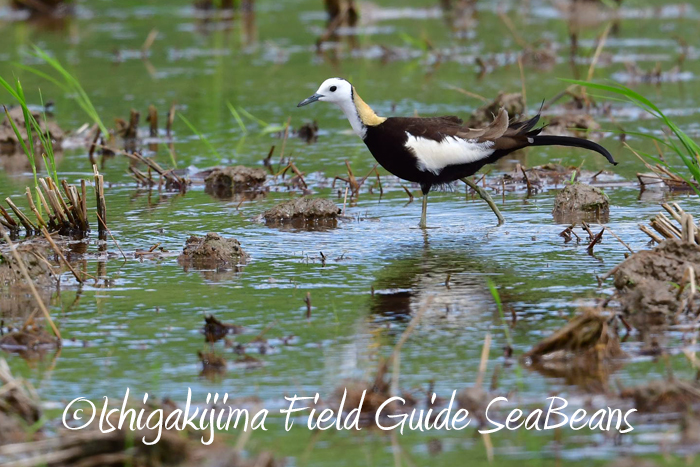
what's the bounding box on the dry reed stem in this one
[517,55,527,108]
[142,29,158,57]
[342,186,349,216]
[0,206,18,229]
[587,22,612,81]
[639,223,664,243]
[93,165,107,232]
[147,105,158,137]
[0,224,61,339]
[475,332,492,390]
[497,10,528,49]
[5,197,37,233]
[25,188,46,228]
[605,226,634,254]
[445,84,489,103]
[41,227,83,284]
[88,125,101,166]
[518,164,533,194]
[96,212,126,262]
[166,102,176,137]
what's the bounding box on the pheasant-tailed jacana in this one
[297,78,617,228]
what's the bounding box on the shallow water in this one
[1,0,700,465]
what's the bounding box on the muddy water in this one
[1,0,700,465]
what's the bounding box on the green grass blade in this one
[15,80,36,169]
[29,45,109,135]
[38,89,58,184]
[0,75,22,100]
[3,105,38,187]
[13,62,68,92]
[177,112,222,160]
[570,78,700,193]
[237,107,268,127]
[257,124,286,136]
[161,143,177,168]
[226,102,248,134]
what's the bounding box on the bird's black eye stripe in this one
[330,86,337,92]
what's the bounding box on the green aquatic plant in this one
[177,112,222,160]
[566,79,700,196]
[0,76,59,187]
[226,102,248,134]
[235,105,285,136]
[18,45,109,135]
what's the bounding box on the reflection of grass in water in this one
[19,45,109,136]
[569,79,700,196]
[0,75,59,189]
[487,278,524,389]
[487,278,512,348]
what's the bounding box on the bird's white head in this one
[297,77,385,139]
[297,77,353,107]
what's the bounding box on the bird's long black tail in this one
[530,135,617,165]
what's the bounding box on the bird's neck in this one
[337,87,386,139]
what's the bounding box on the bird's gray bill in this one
[297,93,323,107]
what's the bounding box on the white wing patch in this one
[404,133,495,175]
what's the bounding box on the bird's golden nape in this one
[351,87,386,127]
[297,78,617,229]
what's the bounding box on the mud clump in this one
[178,233,248,269]
[335,361,412,427]
[525,309,622,361]
[613,239,700,319]
[262,198,340,229]
[296,120,319,143]
[11,0,71,15]
[620,379,700,413]
[0,106,64,154]
[524,309,624,392]
[552,182,609,223]
[198,350,227,377]
[203,315,243,342]
[204,166,267,199]
[467,92,525,127]
[0,321,60,359]
[1,247,56,318]
[0,358,42,446]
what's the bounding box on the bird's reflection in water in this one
[368,243,496,331]
[322,243,501,387]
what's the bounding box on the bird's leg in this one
[461,177,504,226]
[419,192,428,229]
